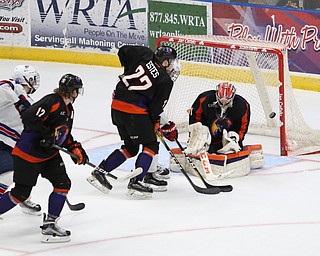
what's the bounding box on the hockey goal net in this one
[156,35,320,156]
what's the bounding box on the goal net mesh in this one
[157,35,320,156]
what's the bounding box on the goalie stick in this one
[199,151,235,181]
[156,131,220,195]
[174,139,233,193]
[53,145,141,182]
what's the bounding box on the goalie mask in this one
[154,45,180,82]
[216,82,236,108]
[13,65,40,94]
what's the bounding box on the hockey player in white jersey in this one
[0,65,41,215]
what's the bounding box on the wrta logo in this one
[0,0,25,10]
[0,22,22,33]
[37,0,145,29]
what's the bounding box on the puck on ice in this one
[269,112,276,118]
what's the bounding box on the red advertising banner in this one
[212,2,320,74]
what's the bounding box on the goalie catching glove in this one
[66,141,89,165]
[217,129,241,154]
[160,121,178,141]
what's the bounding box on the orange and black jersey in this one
[12,93,75,163]
[189,90,250,153]
[111,45,173,122]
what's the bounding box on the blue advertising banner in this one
[30,0,148,52]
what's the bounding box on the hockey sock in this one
[135,152,153,180]
[0,192,18,214]
[102,149,127,172]
[48,189,67,218]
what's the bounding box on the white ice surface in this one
[0,60,319,256]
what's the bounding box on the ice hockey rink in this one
[1,59,320,256]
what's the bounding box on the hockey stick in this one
[199,151,217,180]
[198,151,235,181]
[53,145,141,181]
[174,138,233,193]
[66,198,85,211]
[156,132,220,194]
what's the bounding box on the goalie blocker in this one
[169,144,264,180]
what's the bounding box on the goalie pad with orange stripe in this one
[169,144,264,180]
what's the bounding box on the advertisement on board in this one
[148,0,210,50]
[211,2,320,74]
[0,0,29,47]
[30,0,148,52]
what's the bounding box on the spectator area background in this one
[0,0,319,90]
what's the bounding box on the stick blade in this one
[114,168,143,182]
[69,202,85,211]
[194,186,221,195]
[219,185,233,192]
[66,199,85,211]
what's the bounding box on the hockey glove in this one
[161,121,178,141]
[39,128,55,148]
[14,95,31,114]
[67,142,89,165]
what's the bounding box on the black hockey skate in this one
[144,173,168,192]
[153,164,171,180]
[127,177,153,199]
[86,168,113,194]
[40,213,71,243]
[19,198,42,216]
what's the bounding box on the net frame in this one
[156,35,320,156]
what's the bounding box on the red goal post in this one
[156,35,320,156]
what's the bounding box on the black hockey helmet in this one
[154,46,180,82]
[154,45,177,64]
[59,74,84,95]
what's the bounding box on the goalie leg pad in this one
[185,122,211,155]
[224,156,250,178]
[168,148,199,177]
[191,150,251,180]
[186,158,204,177]
[169,148,186,173]
[245,145,265,169]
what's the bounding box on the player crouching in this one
[170,82,264,180]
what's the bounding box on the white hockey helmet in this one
[13,65,40,94]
